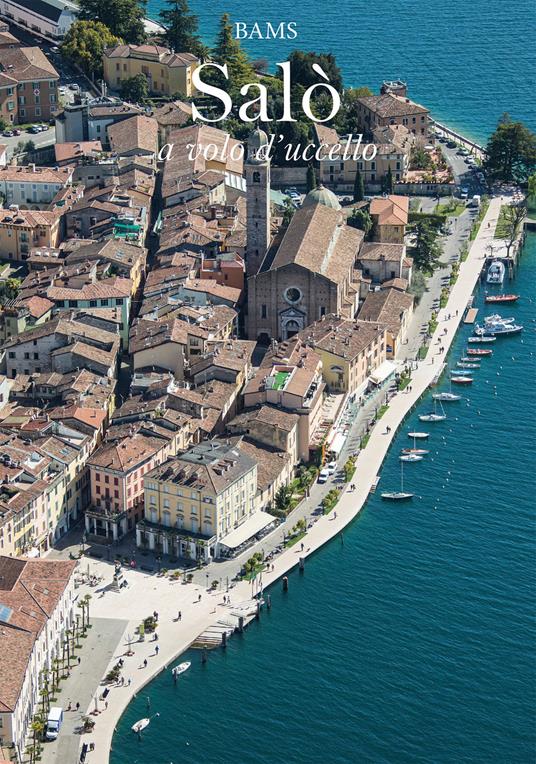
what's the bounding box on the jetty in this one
[464,308,478,324]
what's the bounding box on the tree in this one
[159,0,201,55]
[281,50,343,94]
[385,166,394,194]
[61,20,121,78]
[353,168,364,202]
[211,13,255,93]
[501,202,526,256]
[0,117,7,131]
[306,164,316,192]
[409,145,433,171]
[484,114,536,184]
[78,0,146,43]
[275,484,292,513]
[335,86,373,134]
[348,208,372,236]
[120,73,149,102]
[410,219,443,274]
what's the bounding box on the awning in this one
[369,360,398,385]
[219,511,276,550]
[328,432,346,455]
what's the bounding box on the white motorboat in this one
[456,362,480,369]
[408,431,429,439]
[487,260,505,284]
[479,316,523,336]
[132,718,150,733]
[467,335,496,343]
[172,661,191,677]
[433,391,462,401]
[381,461,414,501]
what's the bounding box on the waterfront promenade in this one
[76,198,502,764]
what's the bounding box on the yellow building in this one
[103,44,199,98]
[298,314,387,396]
[0,207,61,261]
[138,439,261,562]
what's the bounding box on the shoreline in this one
[85,196,504,764]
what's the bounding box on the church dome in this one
[247,128,269,162]
[302,184,341,210]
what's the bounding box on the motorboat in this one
[480,316,523,336]
[451,368,473,374]
[456,361,480,369]
[400,453,424,462]
[172,661,191,677]
[433,391,462,401]
[466,348,493,356]
[485,293,519,303]
[381,461,414,501]
[408,432,429,439]
[487,260,505,284]
[132,718,150,733]
[460,356,481,363]
[467,335,496,343]
[401,448,429,455]
[451,376,473,384]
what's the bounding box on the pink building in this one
[85,433,168,542]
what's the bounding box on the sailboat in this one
[407,431,429,439]
[381,461,414,501]
[400,452,424,462]
[419,399,447,422]
[433,378,462,401]
[401,435,430,455]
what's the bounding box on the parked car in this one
[68,83,80,91]
[446,140,457,148]
[317,468,330,484]
[2,130,14,137]
[13,128,21,136]
[28,125,41,134]
[326,461,337,475]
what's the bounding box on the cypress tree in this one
[306,164,317,192]
[159,0,201,55]
[211,13,255,92]
[353,168,364,202]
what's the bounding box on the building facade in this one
[0,45,59,124]
[103,44,199,98]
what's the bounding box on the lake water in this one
[147,0,536,143]
[112,234,536,763]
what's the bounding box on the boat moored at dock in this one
[466,348,493,356]
[487,260,506,284]
[485,293,519,303]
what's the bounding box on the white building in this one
[0,165,73,207]
[0,556,77,757]
[0,0,78,40]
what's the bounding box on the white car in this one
[326,461,337,475]
[317,468,330,484]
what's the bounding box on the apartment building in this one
[0,206,61,260]
[103,44,199,98]
[356,92,430,140]
[0,44,59,124]
[0,165,73,207]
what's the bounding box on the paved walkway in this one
[75,196,502,764]
[40,618,127,764]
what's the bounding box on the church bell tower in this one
[245,128,271,277]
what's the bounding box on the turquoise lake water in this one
[147,0,536,143]
[112,235,536,763]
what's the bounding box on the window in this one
[35,107,41,116]
[7,101,14,111]
[89,299,97,307]
[116,298,123,305]
[261,304,267,319]
[8,352,15,359]
[33,353,39,360]
[24,352,30,359]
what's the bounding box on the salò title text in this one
[192,61,340,124]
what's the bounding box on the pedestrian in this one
[143,658,147,668]
[76,702,80,712]
[333,511,337,519]
[300,542,304,552]
[127,678,132,686]
[105,701,108,710]
[67,701,72,711]
[77,656,81,665]
[178,611,182,621]
[155,645,159,655]
[456,310,459,317]
[198,593,202,602]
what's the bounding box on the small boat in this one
[479,316,523,336]
[467,335,496,343]
[172,661,191,677]
[451,369,473,375]
[381,461,414,501]
[401,448,429,455]
[456,361,480,369]
[451,376,473,384]
[433,391,462,401]
[487,260,505,284]
[400,453,424,462]
[408,431,429,439]
[485,294,519,303]
[460,356,480,363]
[467,348,493,356]
[132,718,150,733]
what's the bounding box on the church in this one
[246,159,364,343]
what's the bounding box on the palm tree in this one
[30,717,44,760]
[83,594,92,629]
[78,599,86,632]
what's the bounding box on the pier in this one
[464,308,478,324]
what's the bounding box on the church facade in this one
[247,191,364,343]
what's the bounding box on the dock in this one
[369,476,380,494]
[192,598,262,649]
[464,308,478,324]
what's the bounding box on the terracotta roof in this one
[108,115,159,156]
[182,279,241,304]
[369,195,409,226]
[238,438,291,494]
[0,46,58,83]
[47,277,132,301]
[0,166,72,184]
[54,141,102,163]
[270,204,363,283]
[359,242,406,261]
[230,404,299,433]
[358,288,414,332]
[104,43,198,69]
[24,295,55,319]
[0,208,60,227]
[298,314,386,361]
[152,100,192,127]
[88,433,165,472]
[358,93,429,118]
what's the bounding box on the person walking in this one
[76,702,80,712]
[143,658,147,668]
[178,611,182,621]
[155,645,159,656]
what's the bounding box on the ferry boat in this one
[487,260,505,284]
[467,348,493,356]
[485,293,519,303]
